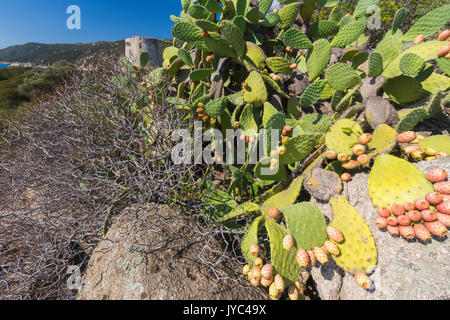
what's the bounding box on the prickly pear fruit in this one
[342,160,359,170]
[323,240,340,256]
[355,272,371,290]
[438,45,450,58]
[436,201,450,215]
[283,234,295,251]
[313,247,329,264]
[278,145,286,155]
[391,204,405,216]
[250,276,260,287]
[290,63,298,70]
[387,216,399,226]
[377,207,391,218]
[403,202,415,212]
[405,145,421,155]
[307,249,317,266]
[249,243,260,257]
[274,274,285,291]
[341,173,351,182]
[283,125,292,133]
[425,192,443,205]
[414,224,431,241]
[438,30,450,41]
[326,150,338,160]
[358,133,372,145]
[421,210,437,222]
[357,155,371,166]
[282,136,289,145]
[425,221,448,237]
[397,215,411,226]
[387,225,400,236]
[413,34,424,45]
[326,226,344,243]
[352,144,366,156]
[261,276,274,287]
[269,282,279,298]
[414,199,430,211]
[288,284,299,301]
[444,195,450,202]
[337,153,349,162]
[243,265,251,276]
[251,266,262,279]
[261,264,274,280]
[436,212,450,227]
[255,257,263,268]
[399,226,415,240]
[376,217,388,229]
[407,210,422,222]
[426,169,448,183]
[205,55,214,63]
[397,131,416,143]
[268,207,281,220]
[434,182,450,195]
[296,248,310,268]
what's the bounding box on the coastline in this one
[0,61,48,69]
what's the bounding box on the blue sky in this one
[0,0,184,49]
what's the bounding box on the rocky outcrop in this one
[77,204,266,300]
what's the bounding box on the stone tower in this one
[125,36,163,68]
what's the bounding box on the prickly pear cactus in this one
[367,124,397,157]
[242,216,264,266]
[419,135,450,155]
[261,176,304,218]
[368,154,434,209]
[325,119,363,156]
[279,133,321,165]
[283,202,328,250]
[243,71,267,107]
[329,196,378,274]
[395,107,428,133]
[402,5,450,42]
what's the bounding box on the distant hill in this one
[0,39,172,67]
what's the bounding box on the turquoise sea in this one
[0,63,10,69]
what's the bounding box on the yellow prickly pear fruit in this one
[249,243,260,257]
[261,264,274,280]
[337,153,348,162]
[274,274,285,291]
[261,276,273,287]
[313,247,329,264]
[323,240,340,256]
[243,265,251,276]
[355,272,371,290]
[254,257,264,268]
[352,144,366,156]
[278,145,286,155]
[269,282,280,299]
[326,150,338,160]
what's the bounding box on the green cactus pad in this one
[241,216,265,266]
[187,4,210,19]
[391,8,405,33]
[204,33,237,58]
[374,29,403,68]
[261,74,290,99]
[329,196,378,274]
[330,21,366,48]
[177,48,194,68]
[221,21,245,57]
[399,53,425,77]
[259,0,274,15]
[234,0,250,16]
[240,104,259,135]
[245,42,266,70]
[181,0,191,12]
[307,39,331,81]
[190,68,215,81]
[419,135,450,155]
[320,83,336,100]
[325,119,363,155]
[351,52,369,69]
[300,80,327,107]
[283,203,327,250]
[319,0,340,7]
[437,57,450,76]
[367,124,397,157]
[298,114,332,133]
[353,0,380,18]
[403,5,450,42]
[383,75,424,105]
[425,90,443,119]
[279,133,321,165]
[262,102,279,128]
[287,96,302,120]
[368,52,384,77]
[243,71,267,107]
[326,63,362,91]
[278,2,300,29]
[205,0,224,13]
[329,6,344,23]
[266,57,292,75]
[261,176,304,218]
[310,20,339,40]
[368,154,434,210]
[216,202,261,223]
[339,15,355,27]
[261,12,281,27]
[195,19,220,32]
[395,108,428,132]
[205,97,229,117]
[264,112,285,156]
[421,72,450,94]
[265,220,302,285]
[300,0,316,25]
[283,28,313,50]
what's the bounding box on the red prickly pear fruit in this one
[285,46,293,53]
[403,202,415,212]
[399,225,415,240]
[205,55,214,63]
[426,169,448,183]
[326,226,344,243]
[407,210,422,222]
[326,150,338,160]
[341,173,351,182]
[425,192,444,205]
[268,207,281,220]
[249,243,260,257]
[442,195,450,202]
[307,250,317,267]
[358,133,372,145]
[387,225,400,236]
[397,215,411,227]
[355,272,371,290]
[391,204,405,216]
[387,216,399,226]
[290,63,298,70]
[436,212,450,227]
[352,144,366,156]
[261,264,274,280]
[201,30,209,38]
[313,247,329,265]
[414,224,432,241]
[425,221,448,237]
[414,199,430,211]
[438,45,450,58]
[434,181,450,195]
[413,34,424,45]
[242,82,248,89]
[436,201,450,215]
[405,145,421,155]
[420,210,437,222]
[377,207,391,218]
[282,234,295,251]
[397,131,416,143]
[376,217,388,229]
[283,125,292,133]
[437,29,450,41]
[296,248,310,267]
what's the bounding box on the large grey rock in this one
[365,96,400,130]
[311,157,450,300]
[78,204,266,300]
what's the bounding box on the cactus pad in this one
[367,124,397,157]
[297,114,332,133]
[330,21,366,48]
[239,104,259,135]
[172,22,204,42]
[190,68,215,81]
[419,135,450,155]
[368,52,383,77]
[395,108,428,133]
[391,8,405,33]
[241,216,265,266]
[204,33,237,58]
[243,71,267,107]
[325,119,363,155]
[221,21,245,57]
[353,0,380,18]
[403,5,450,42]
[368,154,434,210]
[254,158,288,182]
[266,57,292,75]
[265,219,302,285]
[383,75,423,105]
[259,0,274,15]
[195,19,221,32]
[261,176,304,217]
[326,63,362,91]
[307,39,331,81]
[399,53,425,77]
[300,80,327,107]
[421,72,450,94]
[283,28,313,49]
[425,90,443,119]
[283,202,327,250]
[437,57,450,76]
[278,2,300,29]
[310,20,339,40]
[279,133,321,165]
[205,97,229,117]
[374,29,403,68]
[216,202,260,223]
[245,42,266,70]
[329,196,378,274]
[178,48,194,68]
